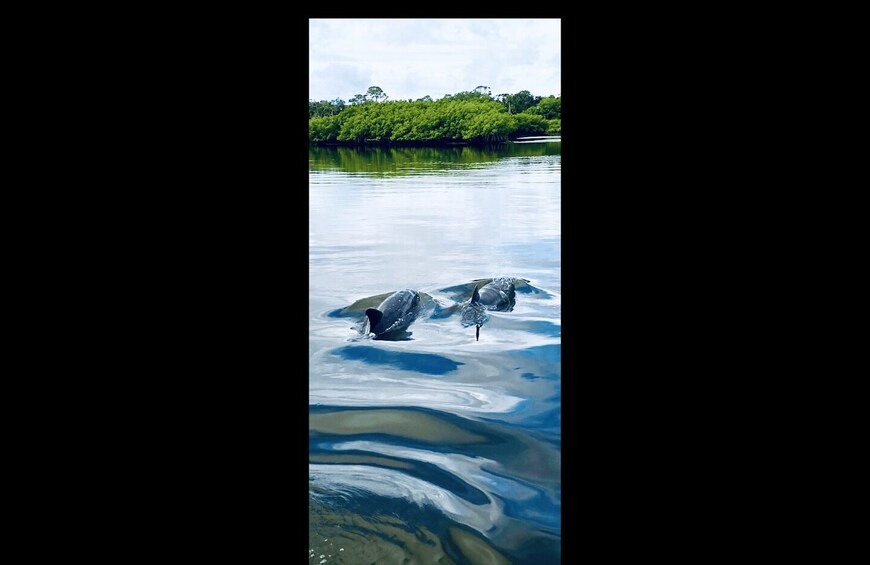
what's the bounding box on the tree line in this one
[309,86,560,145]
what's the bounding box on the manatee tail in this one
[364,308,383,333]
[471,285,480,304]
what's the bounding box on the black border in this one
[69,11,307,560]
[63,9,799,561]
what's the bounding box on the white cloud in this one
[309,18,560,102]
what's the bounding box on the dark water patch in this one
[480,470,561,531]
[332,345,463,374]
[512,343,561,362]
[478,407,561,444]
[517,406,561,431]
[519,370,559,381]
[412,467,489,506]
[515,320,561,337]
[506,532,562,564]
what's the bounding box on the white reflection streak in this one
[333,440,540,502]
[309,376,524,414]
[309,463,504,537]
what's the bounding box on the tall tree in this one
[366,86,388,103]
[511,90,537,113]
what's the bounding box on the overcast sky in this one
[309,19,560,103]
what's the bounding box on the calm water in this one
[309,143,561,564]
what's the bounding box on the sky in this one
[309,19,560,103]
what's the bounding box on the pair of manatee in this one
[336,277,528,341]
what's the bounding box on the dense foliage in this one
[309,87,560,145]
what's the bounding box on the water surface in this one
[310,142,561,564]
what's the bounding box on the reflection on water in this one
[310,142,560,563]
[309,142,562,176]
